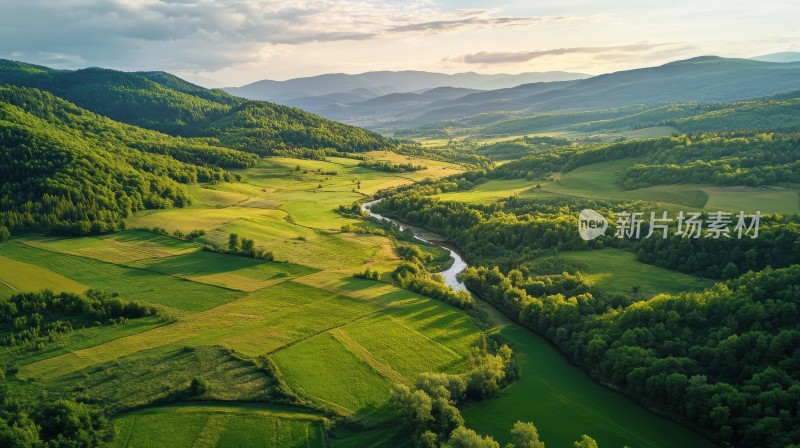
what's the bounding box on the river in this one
[361,199,468,291]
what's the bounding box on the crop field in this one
[22,230,198,264]
[0,253,88,298]
[112,404,326,448]
[546,248,714,297]
[0,241,242,312]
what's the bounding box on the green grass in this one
[0,241,242,312]
[704,186,800,214]
[272,331,394,417]
[462,325,715,448]
[52,345,276,412]
[18,281,385,380]
[553,248,714,297]
[23,230,198,264]
[436,158,797,214]
[128,250,317,292]
[2,317,164,367]
[112,403,326,448]
[0,253,88,297]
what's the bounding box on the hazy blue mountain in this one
[750,51,800,63]
[224,70,588,102]
[403,56,800,130]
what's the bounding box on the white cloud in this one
[0,0,554,71]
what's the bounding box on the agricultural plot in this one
[22,230,198,264]
[0,242,242,313]
[0,253,88,298]
[112,404,326,448]
[128,250,317,292]
[18,281,383,380]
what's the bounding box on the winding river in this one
[361,199,467,291]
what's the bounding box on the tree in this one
[36,399,106,447]
[507,421,545,448]
[228,233,241,251]
[446,426,500,448]
[241,238,256,256]
[573,435,598,448]
[189,377,208,395]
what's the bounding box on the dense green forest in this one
[0,87,236,236]
[461,265,800,447]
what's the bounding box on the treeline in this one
[391,339,600,447]
[461,265,800,447]
[357,160,426,172]
[392,143,492,168]
[0,59,396,155]
[476,135,574,161]
[566,93,800,134]
[636,214,800,278]
[0,290,158,350]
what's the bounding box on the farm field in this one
[112,403,327,448]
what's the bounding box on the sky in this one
[0,0,797,87]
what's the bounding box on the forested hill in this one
[0,85,236,237]
[0,59,398,239]
[0,59,396,155]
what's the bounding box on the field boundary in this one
[330,328,410,386]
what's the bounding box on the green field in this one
[550,248,714,297]
[0,253,88,298]
[462,325,715,448]
[0,241,242,313]
[436,158,800,215]
[112,403,327,448]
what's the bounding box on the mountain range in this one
[224,57,800,135]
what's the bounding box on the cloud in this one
[455,43,676,64]
[0,0,551,71]
[389,16,551,34]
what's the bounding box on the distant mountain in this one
[224,70,589,103]
[397,56,800,134]
[750,51,800,63]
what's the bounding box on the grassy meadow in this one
[437,158,800,214]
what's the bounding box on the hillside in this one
[0,60,399,238]
[0,59,396,154]
[0,86,235,236]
